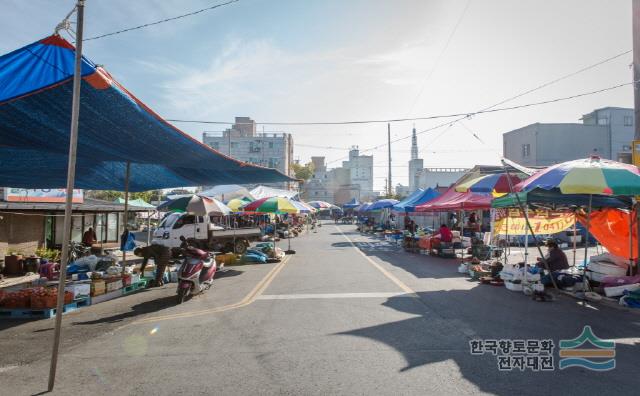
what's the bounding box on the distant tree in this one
[85,190,160,203]
[292,161,315,181]
[85,190,122,201]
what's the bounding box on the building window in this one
[625,116,633,126]
[210,142,219,150]
[268,142,274,149]
[230,142,239,149]
[597,117,609,125]
[522,144,531,158]
[269,158,279,168]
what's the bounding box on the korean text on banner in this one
[494,208,575,235]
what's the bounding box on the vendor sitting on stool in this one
[438,224,453,243]
[82,227,96,247]
[134,244,171,287]
[537,240,570,285]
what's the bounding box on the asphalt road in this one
[1,223,640,395]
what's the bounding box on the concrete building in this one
[503,107,634,166]
[395,184,411,198]
[416,168,469,190]
[202,117,294,187]
[303,152,374,205]
[342,147,374,200]
[305,156,334,202]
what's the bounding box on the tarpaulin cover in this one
[0,36,294,191]
[415,186,491,212]
[576,208,637,260]
[393,188,441,213]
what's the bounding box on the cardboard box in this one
[106,280,123,293]
[65,283,91,299]
[91,280,106,297]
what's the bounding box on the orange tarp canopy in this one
[576,208,637,260]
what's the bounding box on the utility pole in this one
[634,0,640,139]
[387,123,392,197]
[48,0,84,391]
[634,1,640,275]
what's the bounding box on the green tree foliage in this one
[292,161,315,181]
[85,190,160,203]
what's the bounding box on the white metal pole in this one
[121,161,130,274]
[523,206,529,284]
[573,213,578,267]
[48,1,84,391]
[147,210,152,245]
[584,195,593,293]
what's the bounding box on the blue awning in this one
[0,36,295,191]
[393,188,441,212]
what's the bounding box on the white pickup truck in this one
[152,212,262,255]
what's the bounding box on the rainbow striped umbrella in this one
[455,173,521,194]
[242,196,300,214]
[517,156,640,196]
[226,197,253,212]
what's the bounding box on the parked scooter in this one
[176,236,217,304]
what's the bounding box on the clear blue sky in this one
[0,0,634,191]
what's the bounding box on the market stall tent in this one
[415,186,492,212]
[0,35,295,191]
[394,188,441,213]
[342,198,360,209]
[199,185,254,202]
[250,185,298,200]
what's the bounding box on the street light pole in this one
[634,0,640,140]
[48,0,84,391]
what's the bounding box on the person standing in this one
[134,244,172,287]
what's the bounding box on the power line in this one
[170,76,632,128]
[83,0,240,41]
[324,79,635,165]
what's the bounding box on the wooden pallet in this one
[0,301,82,319]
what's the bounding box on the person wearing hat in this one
[537,240,569,272]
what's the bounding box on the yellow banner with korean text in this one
[494,208,575,235]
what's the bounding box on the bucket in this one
[4,255,23,275]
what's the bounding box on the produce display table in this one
[0,273,40,290]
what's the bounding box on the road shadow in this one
[336,288,640,395]
[0,318,34,331]
[72,294,177,325]
[215,269,244,279]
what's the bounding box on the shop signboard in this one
[494,208,574,235]
[633,140,640,167]
[4,188,84,203]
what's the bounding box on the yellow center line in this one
[335,226,416,295]
[130,255,291,325]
